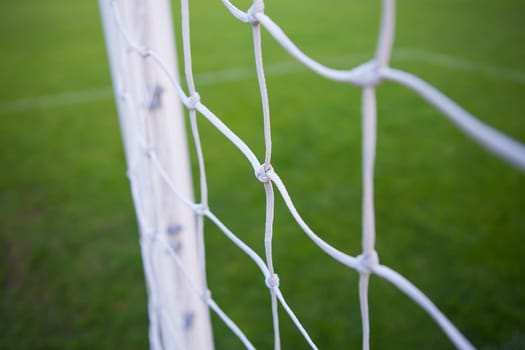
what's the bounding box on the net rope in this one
[104,0,525,349]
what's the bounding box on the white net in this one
[99,0,525,349]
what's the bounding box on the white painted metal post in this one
[99,1,214,349]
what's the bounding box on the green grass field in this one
[1,0,524,349]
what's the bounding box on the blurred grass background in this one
[1,0,524,349]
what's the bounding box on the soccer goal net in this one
[99,0,525,349]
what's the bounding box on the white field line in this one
[1,48,524,115]
[394,48,525,85]
[0,87,114,114]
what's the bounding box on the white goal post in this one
[99,1,213,349]
[99,0,525,349]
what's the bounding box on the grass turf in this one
[1,0,524,349]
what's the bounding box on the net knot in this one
[265,273,280,289]
[185,92,201,110]
[192,203,208,216]
[246,0,265,25]
[255,164,273,183]
[353,60,383,87]
[136,46,150,58]
[357,250,379,274]
[144,147,155,159]
[201,289,212,303]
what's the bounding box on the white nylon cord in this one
[359,274,371,350]
[361,87,378,260]
[375,0,395,68]
[269,170,362,271]
[263,181,280,350]
[374,265,476,350]
[275,289,319,350]
[180,0,211,296]
[250,2,281,348]
[358,3,395,348]
[382,67,525,171]
[359,87,379,350]
[256,13,368,85]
